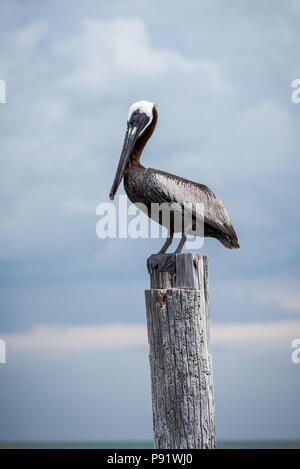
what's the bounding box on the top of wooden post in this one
[149,253,208,290]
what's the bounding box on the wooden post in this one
[145,253,216,449]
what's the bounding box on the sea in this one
[0,441,299,449]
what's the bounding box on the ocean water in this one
[0,441,300,449]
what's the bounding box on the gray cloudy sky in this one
[0,0,300,442]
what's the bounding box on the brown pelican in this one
[109,100,239,272]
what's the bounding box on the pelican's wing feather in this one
[147,168,239,248]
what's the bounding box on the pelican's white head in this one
[109,100,157,200]
[127,100,155,136]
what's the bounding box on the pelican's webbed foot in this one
[147,253,176,274]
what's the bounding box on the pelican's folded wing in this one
[147,168,239,248]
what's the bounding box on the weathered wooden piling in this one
[145,253,216,449]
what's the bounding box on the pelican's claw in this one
[147,253,176,274]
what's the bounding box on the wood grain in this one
[145,253,216,449]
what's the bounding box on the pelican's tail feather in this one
[218,233,240,249]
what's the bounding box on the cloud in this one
[0,12,298,273]
[0,4,299,333]
[216,278,300,316]
[3,323,148,350]
[53,18,229,97]
[3,320,300,352]
[0,16,230,267]
[212,320,300,344]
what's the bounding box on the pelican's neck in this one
[129,106,158,168]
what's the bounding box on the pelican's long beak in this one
[109,113,148,200]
